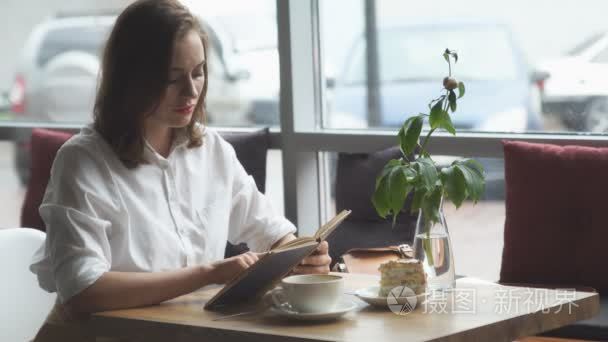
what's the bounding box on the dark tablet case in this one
[204,242,319,311]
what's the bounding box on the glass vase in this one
[412,197,455,291]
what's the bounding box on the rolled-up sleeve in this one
[225,146,296,252]
[30,144,119,303]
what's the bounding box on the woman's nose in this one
[182,77,199,97]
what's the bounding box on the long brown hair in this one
[94,0,208,168]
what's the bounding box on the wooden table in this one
[91,273,599,342]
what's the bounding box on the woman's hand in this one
[291,241,332,275]
[208,251,263,284]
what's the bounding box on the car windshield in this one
[565,32,604,56]
[37,23,111,67]
[342,26,521,85]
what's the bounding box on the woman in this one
[30,0,331,340]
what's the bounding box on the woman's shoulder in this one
[187,125,236,170]
[197,125,234,153]
[54,124,113,169]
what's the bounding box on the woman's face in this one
[147,29,205,130]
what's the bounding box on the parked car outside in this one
[0,91,10,114]
[329,20,543,132]
[8,11,263,184]
[209,13,281,126]
[328,20,545,200]
[537,32,608,132]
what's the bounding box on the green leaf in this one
[372,160,418,222]
[461,158,485,177]
[372,175,391,218]
[440,166,467,208]
[429,99,443,118]
[428,95,446,110]
[457,81,466,99]
[411,188,426,214]
[421,186,442,224]
[372,160,403,218]
[403,167,417,182]
[454,161,485,203]
[448,90,457,112]
[398,115,423,156]
[375,159,402,190]
[397,128,407,156]
[455,158,485,179]
[443,51,450,63]
[413,157,438,191]
[387,167,412,222]
[429,101,456,135]
[453,52,458,63]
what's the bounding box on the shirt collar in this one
[143,127,190,166]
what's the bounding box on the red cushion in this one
[500,140,608,293]
[20,129,73,231]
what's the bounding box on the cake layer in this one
[378,258,427,297]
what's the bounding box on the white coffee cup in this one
[271,274,344,313]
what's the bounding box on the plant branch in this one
[419,128,436,157]
[448,59,452,77]
[420,89,451,158]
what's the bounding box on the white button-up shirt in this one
[30,125,296,303]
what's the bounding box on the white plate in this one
[270,298,357,321]
[354,285,426,309]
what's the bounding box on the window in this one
[2,0,280,127]
[0,0,283,228]
[331,25,523,129]
[320,0,608,135]
[279,0,608,281]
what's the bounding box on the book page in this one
[272,237,315,252]
[272,209,352,252]
[314,209,351,241]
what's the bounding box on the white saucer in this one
[354,285,426,309]
[270,299,358,321]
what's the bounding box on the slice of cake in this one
[378,258,427,297]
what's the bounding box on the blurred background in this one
[2,0,608,281]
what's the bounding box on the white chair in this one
[0,228,55,342]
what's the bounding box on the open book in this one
[204,209,352,311]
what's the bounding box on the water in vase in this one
[413,232,455,291]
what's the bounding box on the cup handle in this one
[270,288,288,309]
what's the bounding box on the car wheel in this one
[585,97,608,133]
